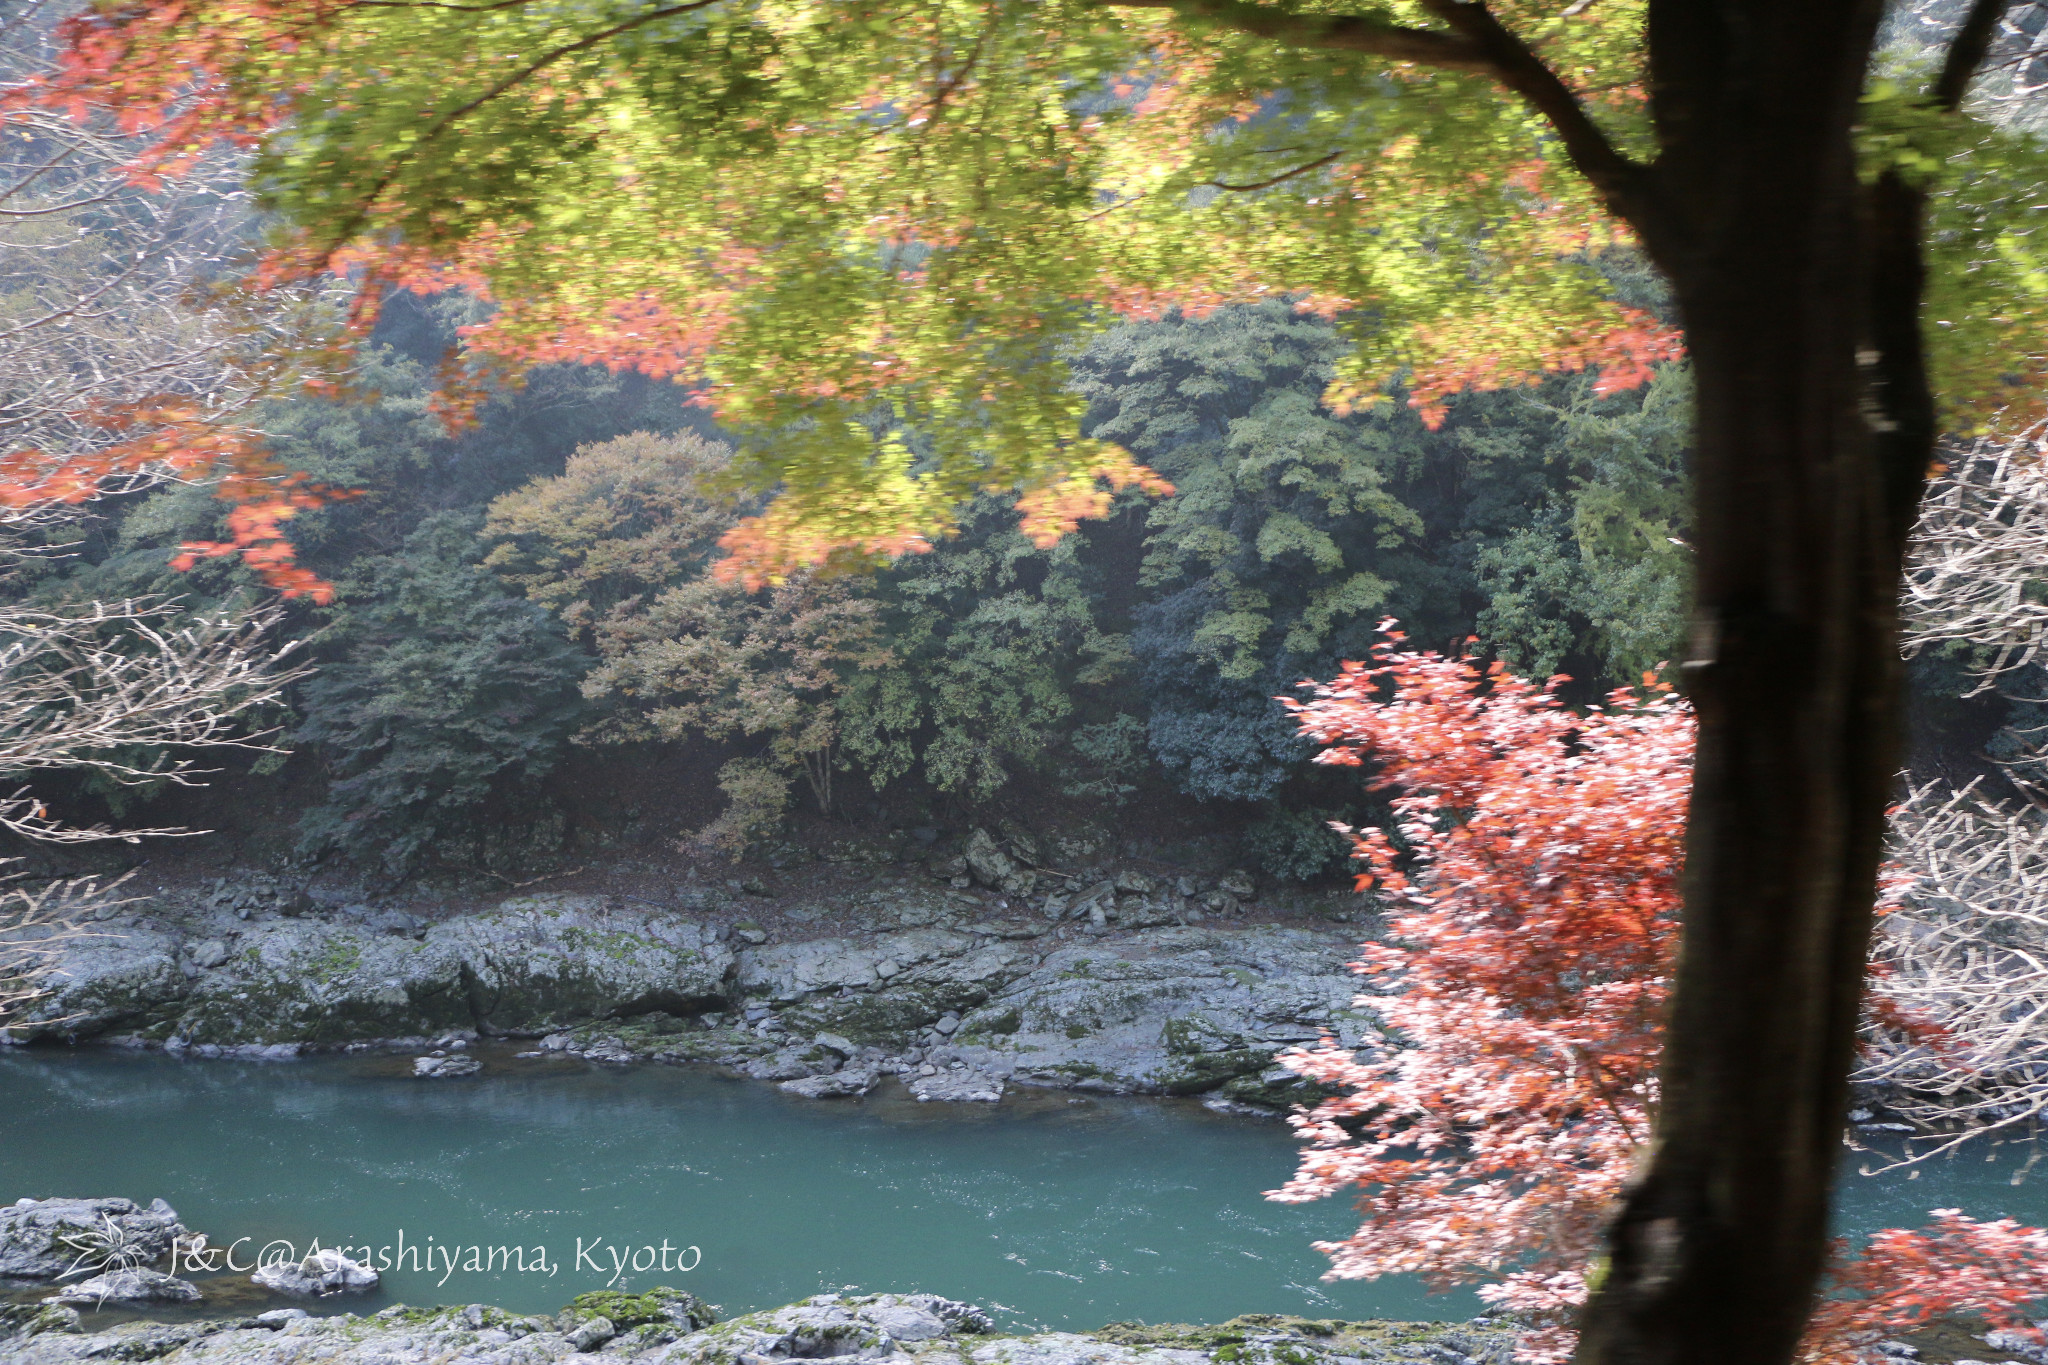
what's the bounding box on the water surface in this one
[0,1047,1474,1328]
[0,1048,2039,1330]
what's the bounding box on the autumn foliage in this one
[0,19,356,601]
[1272,628,2048,1361]
[7,0,1707,579]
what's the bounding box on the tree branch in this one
[1417,1,1647,220]
[1933,0,2012,110]
[1102,0,1495,71]
[1103,0,1655,230]
[1208,148,1342,190]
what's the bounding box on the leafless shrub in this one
[0,597,307,839]
[1901,422,2048,690]
[0,866,133,1036]
[1861,781,2048,1170]
[0,9,336,1030]
[0,597,303,1024]
[1856,419,2048,1160]
[0,1,342,539]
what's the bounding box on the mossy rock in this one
[567,1286,718,1331]
[1152,1048,1273,1096]
[1217,1069,1342,1110]
[0,1303,81,1339]
[1097,1314,1509,1363]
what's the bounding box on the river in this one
[1,1047,2040,1330]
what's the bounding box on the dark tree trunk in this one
[1573,2,1952,1361]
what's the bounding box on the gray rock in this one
[746,1045,841,1082]
[43,1268,199,1305]
[944,926,1368,1096]
[1218,870,1256,899]
[971,1334,1210,1365]
[907,1063,1004,1103]
[659,1291,992,1365]
[14,893,733,1048]
[253,1309,309,1327]
[780,1064,882,1099]
[965,921,1044,940]
[0,1286,1528,1365]
[413,1053,482,1078]
[251,1248,379,1296]
[0,1197,188,1280]
[964,829,1017,888]
[568,1315,617,1350]
[1072,881,1117,912]
[186,940,230,970]
[1986,1332,2048,1365]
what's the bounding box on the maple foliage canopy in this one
[21,3,2046,583]
[1272,631,2048,1361]
[2,0,1918,579]
[0,22,358,602]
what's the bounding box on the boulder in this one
[906,1063,1004,1103]
[943,926,1371,1096]
[0,1197,187,1280]
[659,1291,994,1365]
[745,1044,842,1083]
[963,829,1016,888]
[780,1064,882,1099]
[413,1053,482,1078]
[42,1268,199,1305]
[567,1315,617,1350]
[252,1248,379,1296]
[11,893,734,1048]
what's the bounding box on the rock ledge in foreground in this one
[0,1286,1521,1365]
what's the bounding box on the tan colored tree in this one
[487,430,893,851]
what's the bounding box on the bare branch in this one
[0,867,134,1037]
[1860,780,2048,1166]
[1207,148,1343,191]
[1102,0,1655,232]
[1900,422,2048,689]
[0,598,308,785]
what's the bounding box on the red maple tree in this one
[1273,627,2048,1362]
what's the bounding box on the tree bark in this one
[1574,2,1942,1361]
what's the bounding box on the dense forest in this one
[0,286,1725,886]
[6,283,2019,891]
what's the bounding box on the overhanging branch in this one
[1933,0,2013,110]
[1418,1,1647,220]
[1101,0,1658,236]
[1103,0,1494,70]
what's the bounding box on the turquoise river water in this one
[1,1047,2043,1330]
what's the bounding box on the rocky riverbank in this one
[0,1287,1523,1365]
[2,847,1383,1110]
